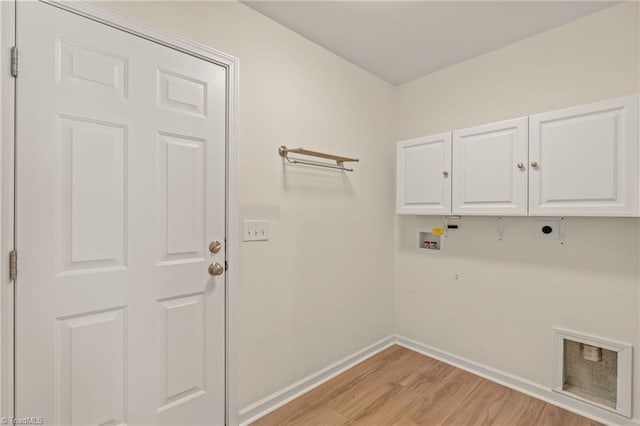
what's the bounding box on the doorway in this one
[11,2,237,424]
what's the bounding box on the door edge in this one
[0,0,16,420]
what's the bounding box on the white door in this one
[452,117,528,216]
[16,3,227,425]
[529,95,638,216]
[396,133,452,215]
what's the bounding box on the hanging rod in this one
[278,145,359,172]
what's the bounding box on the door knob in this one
[442,171,449,177]
[517,162,524,169]
[209,240,222,254]
[208,262,224,276]
[530,161,539,168]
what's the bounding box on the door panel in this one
[529,95,638,216]
[17,3,226,424]
[58,116,127,273]
[57,39,129,99]
[157,69,207,117]
[56,308,127,426]
[396,133,452,215]
[157,133,206,264]
[452,117,528,215]
[157,294,206,411]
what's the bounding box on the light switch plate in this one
[243,220,269,241]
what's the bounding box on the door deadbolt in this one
[209,240,222,254]
[209,262,224,276]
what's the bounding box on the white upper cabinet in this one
[396,94,639,217]
[529,95,639,216]
[452,117,529,215]
[396,132,452,215]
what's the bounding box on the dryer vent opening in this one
[553,328,632,418]
[563,339,616,408]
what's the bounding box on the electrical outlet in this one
[536,220,560,240]
[243,220,269,242]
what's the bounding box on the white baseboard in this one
[396,335,639,426]
[237,335,395,426]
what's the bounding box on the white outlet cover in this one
[536,220,560,240]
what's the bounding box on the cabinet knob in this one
[442,171,449,177]
[517,162,524,169]
[530,161,539,168]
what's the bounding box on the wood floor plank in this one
[490,390,547,426]
[254,346,403,426]
[273,406,347,426]
[252,345,602,426]
[536,403,602,426]
[393,367,484,425]
[346,393,416,426]
[440,379,512,425]
[327,347,433,420]
[399,359,456,395]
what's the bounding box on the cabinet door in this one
[396,133,452,215]
[529,95,638,216]
[452,117,528,215]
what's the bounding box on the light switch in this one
[243,220,269,242]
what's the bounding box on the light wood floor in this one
[253,345,602,426]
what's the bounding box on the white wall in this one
[99,0,396,412]
[395,2,640,421]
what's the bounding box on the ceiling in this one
[243,1,616,85]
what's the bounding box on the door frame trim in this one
[2,2,241,423]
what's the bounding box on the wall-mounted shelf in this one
[279,145,359,172]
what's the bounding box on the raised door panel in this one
[55,308,126,426]
[157,69,207,117]
[396,133,452,215]
[156,132,206,265]
[157,294,206,412]
[529,95,638,216]
[57,39,129,99]
[452,117,528,215]
[56,116,127,274]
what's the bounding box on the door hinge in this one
[9,250,17,281]
[10,46,17,78]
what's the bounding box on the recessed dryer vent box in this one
[418,229,444,253]
[553,328,632,418]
